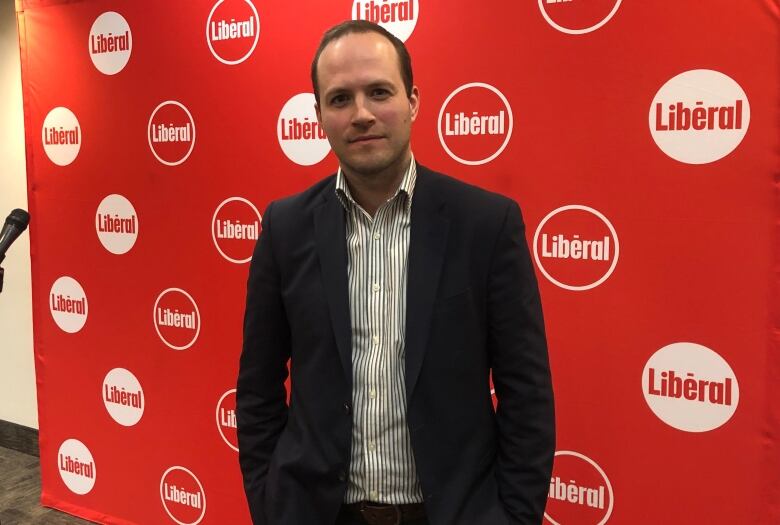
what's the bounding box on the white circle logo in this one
[437,83,513,166]
[533,205,619,291]
[88,11,132,75]
[153,288,201,350]
[649,69,750,164]
[57,439,96,495]
[545,450,614,525]
[49,276,88,333]
[42,107,81,167]
[102,368,144,427]
[160,466,207,525]
[216,389,238,451]
[96,194,138,255]
[206,0,260,65]
[643,342,739,432]
[277,93,331,166]
[212,197,262,264]
[352,0,419,42]
[148,101,196,166]
[538,0,622,35]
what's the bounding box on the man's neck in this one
[341,154,412,217]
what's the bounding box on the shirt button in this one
[369,388,377,399]
[343,403,351,415]
[372,335,379,345]
[368,441,376,451]
[372,283,380,292]
[373,232,381,240]
[369,490,379,501]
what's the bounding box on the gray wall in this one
[0,0,36,429]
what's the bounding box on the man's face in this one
[315,31,419,179]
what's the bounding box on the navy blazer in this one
[237,165,555,525]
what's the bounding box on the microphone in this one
[0,208,30,265]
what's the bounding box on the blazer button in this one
[343,403,351,415]
[338,470,347,482]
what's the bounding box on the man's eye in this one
[330,94,349,106]
[372,88,390,98]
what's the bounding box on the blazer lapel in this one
[405,168,449,401]
[314,188,353,389]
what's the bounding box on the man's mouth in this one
[349,135,383,143]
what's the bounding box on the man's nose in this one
[351,95,375,126]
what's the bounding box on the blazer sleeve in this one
[236,201,291,525]
[488,200,556,524]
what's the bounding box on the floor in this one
[0,446,93,525]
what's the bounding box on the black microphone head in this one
[0,209,29,264]
[7,209,30,231]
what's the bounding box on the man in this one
[237,20,555,525]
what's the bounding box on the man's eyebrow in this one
[322,86,350,99]
[366,81,395,90]
[323,80,396,99]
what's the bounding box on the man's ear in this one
[315,101,322,126]
[409,86,420,122]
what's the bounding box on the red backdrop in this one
[16,0,780,523]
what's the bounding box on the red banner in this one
[17,0,779,523]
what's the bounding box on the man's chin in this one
[341,157,393,177]
[341,149,413,178]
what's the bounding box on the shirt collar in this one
[335,154,417,214]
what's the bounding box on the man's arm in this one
[236,201,291,525]
[488,200,555,524]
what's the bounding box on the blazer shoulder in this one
[265,174,336,221]
[417,164,519,218]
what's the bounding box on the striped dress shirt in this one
[335,158,424,505]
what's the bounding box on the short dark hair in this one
[311,20,413,105]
